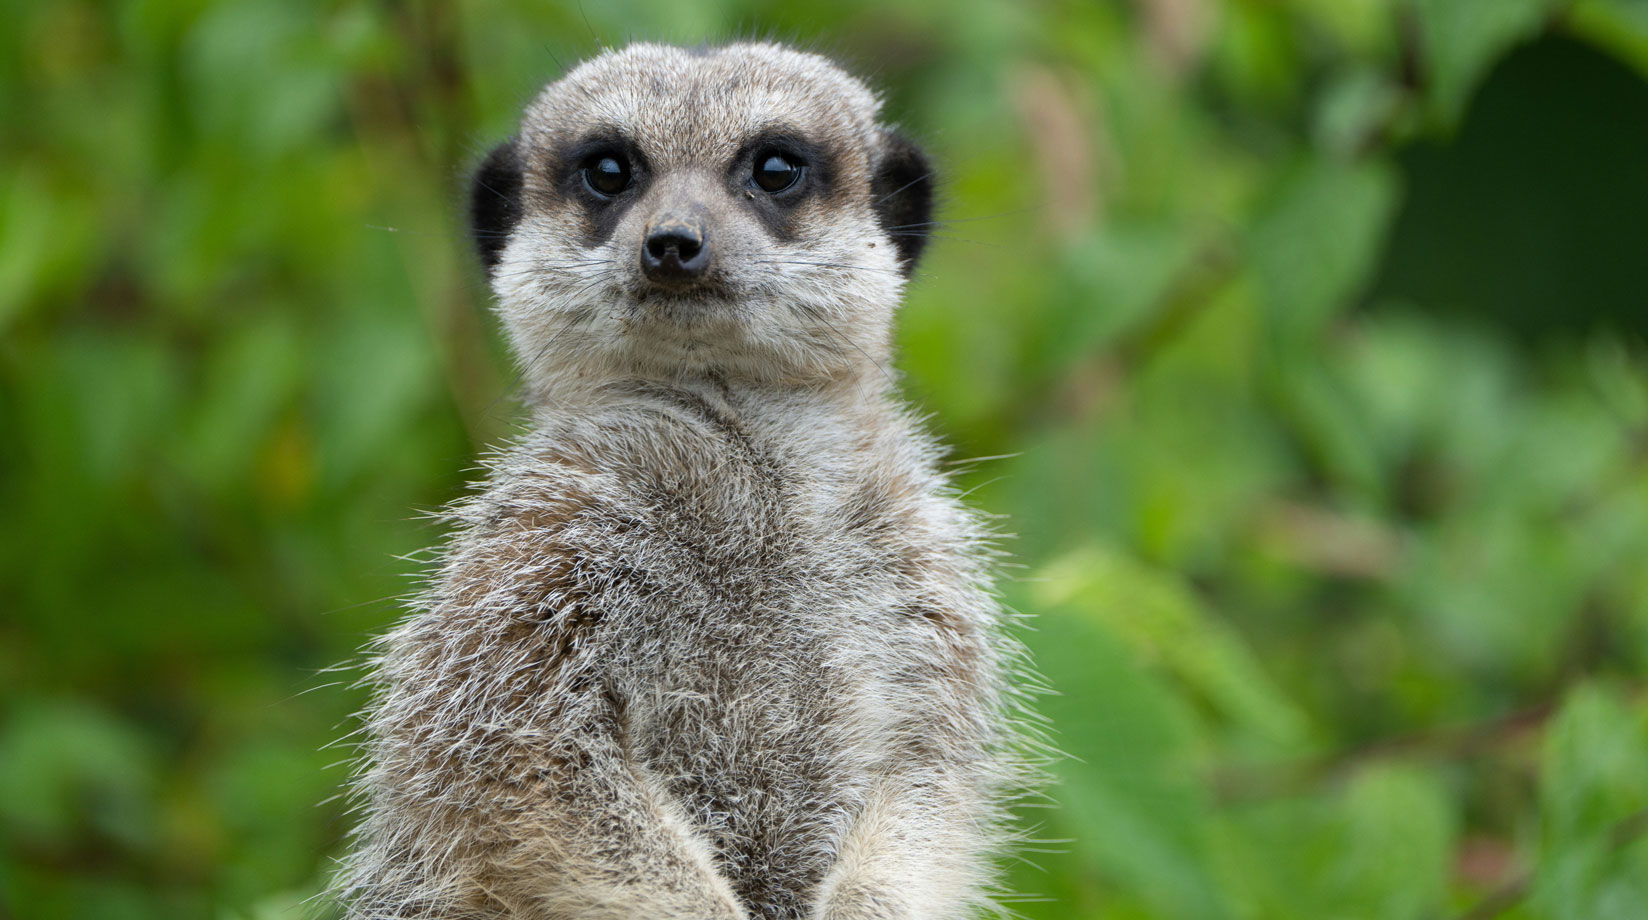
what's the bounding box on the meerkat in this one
[335,42,1032,920]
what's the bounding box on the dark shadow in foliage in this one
[1372,34,1648,339]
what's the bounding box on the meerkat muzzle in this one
[641,213,711,287]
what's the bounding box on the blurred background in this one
[3,0,1647,917]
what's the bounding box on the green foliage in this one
[1530,685,1648,917]
[1410,0,1570,124]
[4,1,1647,918]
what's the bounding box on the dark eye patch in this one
[731,131,834,241]
[541,131,651,246]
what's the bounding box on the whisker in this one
[884,208,1030,228]
[873,171,934,206]
[485,304,598,411]
[793,301,898,391]
[755,259,906,277]
[486,261,618,282]
[885,232,997,247]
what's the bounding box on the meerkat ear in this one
[470,137,524,274]
[871,130,935,274]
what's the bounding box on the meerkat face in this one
[469,43,934,391]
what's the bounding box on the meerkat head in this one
[469,42,934,394]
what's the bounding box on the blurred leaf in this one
[0,699,159,850]
[220,888,325,920]
[1409,0,1568,125]
[179,314,304,493]
[1214,795,1343,920]
[1249,158,1399,341]
[1570,0,1648,79]
[1028,594,1235,919]
[1212,2,1304,110]
[207,741,337,903]
[1528,684,1648,917]
[1037,546,1310,751]
[1215,765,1455,920]
[1038,223,1199,373]
[1293,0,1397,55]
[1334,766,1458,920]
[1313,67,1405,156]
[181,0,343,160]
[310,301,441,490]
[0,172,63,330]
[1268,350,1387,504]
[50,330,182,486]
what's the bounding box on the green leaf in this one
[1267,350,1387,504]
[180,315,304,493]
[1334,766,1458,920]
[1409,0,1567,125]
[1027,598,1236,919]
[1036,547,1310,751]
[1038,222,1199,372]
[1313,67,1405,156]
[1215,766,1455,920]
[1529,684,1648,918]
[0,699,159,850]
[1569,0,1648,80]
[1249,158,1399,341]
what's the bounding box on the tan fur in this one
[334,42,1033,920]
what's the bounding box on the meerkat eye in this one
[752,151,804,193]
[582,154,632,198]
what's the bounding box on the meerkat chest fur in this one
[343,42,1023,920]
[426,384,997,899]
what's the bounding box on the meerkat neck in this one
[519,371,914,482]
[527,369,900,424]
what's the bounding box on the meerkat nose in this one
[641,215,711,286]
